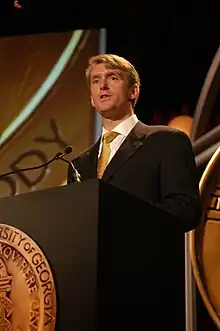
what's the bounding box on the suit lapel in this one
[74,139,100,180]
[102,121,148,182]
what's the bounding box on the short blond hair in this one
[85,54,140,106]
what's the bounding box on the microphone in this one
[55,147,81,183]
[0,145,81,183]
[54,145,73,160]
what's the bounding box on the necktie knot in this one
[103,131,119,144]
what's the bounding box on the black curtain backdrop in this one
[107,9,219,125]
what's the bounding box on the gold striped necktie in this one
[97,131,119,179]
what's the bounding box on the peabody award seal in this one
[0,224,56,330]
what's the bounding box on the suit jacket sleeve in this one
[154,130,202,231]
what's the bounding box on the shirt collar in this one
[102,114,138,138]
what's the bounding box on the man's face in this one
[89,63,137,116]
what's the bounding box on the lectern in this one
[0,179,185,331]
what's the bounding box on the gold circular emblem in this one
[0,224,56,330]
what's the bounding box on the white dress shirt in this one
[98,114,138,165]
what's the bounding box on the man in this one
[67,54,201,232]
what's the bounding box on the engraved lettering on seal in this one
[0,224,56,330]
[0,258,13,331]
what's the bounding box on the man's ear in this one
[90,95,95,107]
[129,84,139,102]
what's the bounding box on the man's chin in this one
[98,108,115,117]
[98,108,124,121]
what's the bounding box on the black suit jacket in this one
[67,121,201,231]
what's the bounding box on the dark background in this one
[106,4,219,126]
[0,1,219,329]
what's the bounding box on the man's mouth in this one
[100,94,111,100]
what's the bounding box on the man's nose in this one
[100,79,109,89]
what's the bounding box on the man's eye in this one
[110,76,117,80]
[93,79,99,84]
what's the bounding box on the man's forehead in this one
[90,63,122,76]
